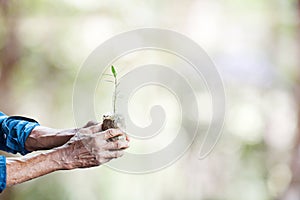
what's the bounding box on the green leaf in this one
[111,65,117,78]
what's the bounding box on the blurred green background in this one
[0,0,299,199]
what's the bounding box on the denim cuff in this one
[0,156,6,193]
[1,116,40,155]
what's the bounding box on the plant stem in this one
[111,65,118,115]
[113,73,117,115]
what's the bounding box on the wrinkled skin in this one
[6,121,130,186]
[61,127,130,169]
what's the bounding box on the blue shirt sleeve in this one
[0,156,6,193]
[0,112,40,155]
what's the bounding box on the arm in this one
[24,121,100,151]
[0,112,40,155]
[7,150,63,186]
[0,112,99,154]
[7,128,129,186]
[24,127,77,151]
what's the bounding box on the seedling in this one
[102,66,125,142]
[111,65,117,115]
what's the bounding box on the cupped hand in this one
[59,127,129,170]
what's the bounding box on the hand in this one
[25,120,102,151]
[7,122,130,188]
[59,127,130,170]
[80,120,130,141]
[82,120,99,128]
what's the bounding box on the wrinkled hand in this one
[82,120,99,128]
[59,124,130,170]
[82,120,130,141]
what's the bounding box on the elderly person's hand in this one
[6,121,130,187]
[59,127,129,169]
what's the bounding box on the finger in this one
[104,140,129,150]
[103,150,124,159]
[85,123,103,134]
[125,134,130,142]
[82,120,98,128]
[100,129,125,140]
